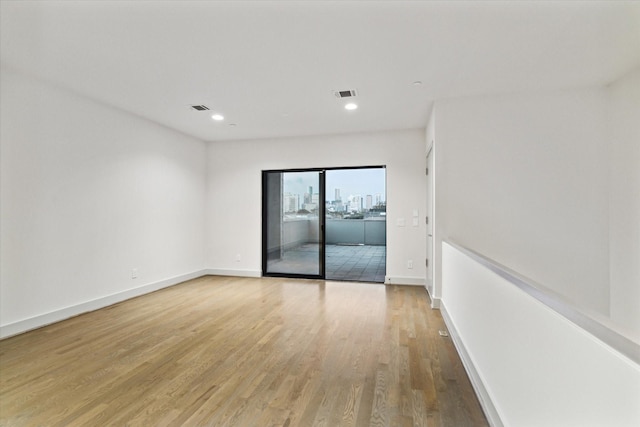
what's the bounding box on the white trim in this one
[0,270,208,339]
[440,302,503,427]
[445,240,640,364]
[205,268,261,278]
[384,275,426,286]
[430,296,441,309]
[426,281,441,308]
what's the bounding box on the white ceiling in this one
[2,1,639,142]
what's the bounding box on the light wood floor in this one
[0,276,488,426]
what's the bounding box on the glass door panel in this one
[325,168,386,282]
[263,170,324,278]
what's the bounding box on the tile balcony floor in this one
[326,244,386,283]
[267,244,386,283]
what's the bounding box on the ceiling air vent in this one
[334,89,358,98]
[190,105,210,111]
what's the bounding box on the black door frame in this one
[261,165,385,280]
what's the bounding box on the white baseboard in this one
[426,285,441,308]
[440,302,503,427]
[0,269,208,339]
[430,296,441,309]
[205,268,261,278]
[384,276,426,286]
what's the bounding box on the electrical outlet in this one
[407,260,413,269]
[235,254,241,262]
[131,268,138,279]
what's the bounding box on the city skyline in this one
[283,168,386,204]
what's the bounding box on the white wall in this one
[205,129,426,284]
[442,242,640,427]
[434,87,610,315]
[607,68,640,333]
[0,67,207,336]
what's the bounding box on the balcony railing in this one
[279,217,386,250]
[325,218,386,245]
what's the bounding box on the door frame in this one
[426,146,434,292]
[261,168,326,280]
[261,165,386,280]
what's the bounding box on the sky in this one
[282,168,386,202]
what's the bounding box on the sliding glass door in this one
[262,170,324,278]
[262,166,386,282]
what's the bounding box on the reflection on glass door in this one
[262,170,324,278]
[325,168,386,282]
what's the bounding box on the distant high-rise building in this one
[283,193,299,213]
[335,188,341,202]
[303,186,314,205]
[366,195,373,210]
[375,193,382,206]
[349,195,363,213]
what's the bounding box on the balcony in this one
[267,217,386,282]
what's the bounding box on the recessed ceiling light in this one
[345,103,358,111]
[229,123,237,127]
[211,114,224,121]
[412,81,423,86]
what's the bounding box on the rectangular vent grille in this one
[191,105,210,111]
[334,89,357,98]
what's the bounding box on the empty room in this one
[1,1,639,426]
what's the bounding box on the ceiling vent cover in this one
[334,89,358,98]
[191,105,210,111]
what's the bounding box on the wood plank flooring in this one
[0,276,488,426]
